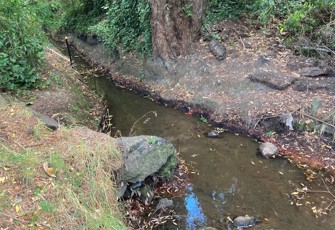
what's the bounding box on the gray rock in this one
[199,228,217,230]
[293,78,335,92]
[209,40,227,60]
[207,130,219,138]
[207,128,225,138]
[233,216,261,229]
[116,181,128,200]
[31,110,60,130]
[280,112,294,130]
[286,58,318,71]
[258,142,278,158]
[116,135,177,183]
[154,198,173,213]
[325,67,335,77]
[248,71,296,90]
[300,67,326,77]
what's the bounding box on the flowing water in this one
[70,53,335,230]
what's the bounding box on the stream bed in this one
[70,53,335,230]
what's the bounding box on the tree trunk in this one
[150,0,206,62]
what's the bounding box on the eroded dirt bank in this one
[59,25,335,176]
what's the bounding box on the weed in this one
[200,115,208,124]
[182,3,193,17]
[129,111,157,136]
[39,200,53,212]
[149,136,158,145]
[0,105,127,228]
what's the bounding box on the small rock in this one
[31,110,60,130]
[258,142,278,158]
[233,216,261,229]
[207,128,225,138]
[300,67,326,78]
[280,112,294,130]
[325,67,335,77]
[208,40,227,60]
[154,198,173,213]
[207,130,219,138]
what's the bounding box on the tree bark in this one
[150,0,206,62]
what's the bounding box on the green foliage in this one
[205,0,255,24]
[59,0,108,34]
[0,0,45,91]
[310,98,323,116]
[200,115,208,124]
[39,200,53,212]
[255,0,335,36]
[89,0,152,55]
[30,0,62,32]
[182,3,193,17]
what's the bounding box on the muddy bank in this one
[59,33,335,176]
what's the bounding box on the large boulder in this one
[116,135,178,183]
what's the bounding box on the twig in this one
[47,48,71,62]
[306,189,335,198]
[322,178,335,199]
[278,44,335,55]
[0,212,53,229]
[296,111,335,129]
[0,143,21,156]
[129,111,157,136]
[305,179,335,199]
[326,201,334,212]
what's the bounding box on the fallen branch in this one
[305,178,335,199]
[129,111,157,136]
[296,111,335,130]
[279,44,335,55]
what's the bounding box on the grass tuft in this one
[0,103,127,229]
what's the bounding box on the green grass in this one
[0,104,127,229]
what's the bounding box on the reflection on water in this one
[185,187,206,229]
[69,55,335,230]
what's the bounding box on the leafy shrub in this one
[59,0,109,34]
[204,0,255,24]
[0,0,45,90]
[89,0,152,55]
[254,0,335,36]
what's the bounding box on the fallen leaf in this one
[0,177,6,184]
[3,166,10,171]
[43,162,56,178]
[15,205,20,213]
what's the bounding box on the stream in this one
[69,52,335,229]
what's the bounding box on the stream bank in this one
[62,32,335,178]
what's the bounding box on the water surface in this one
[71,54,335,230]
